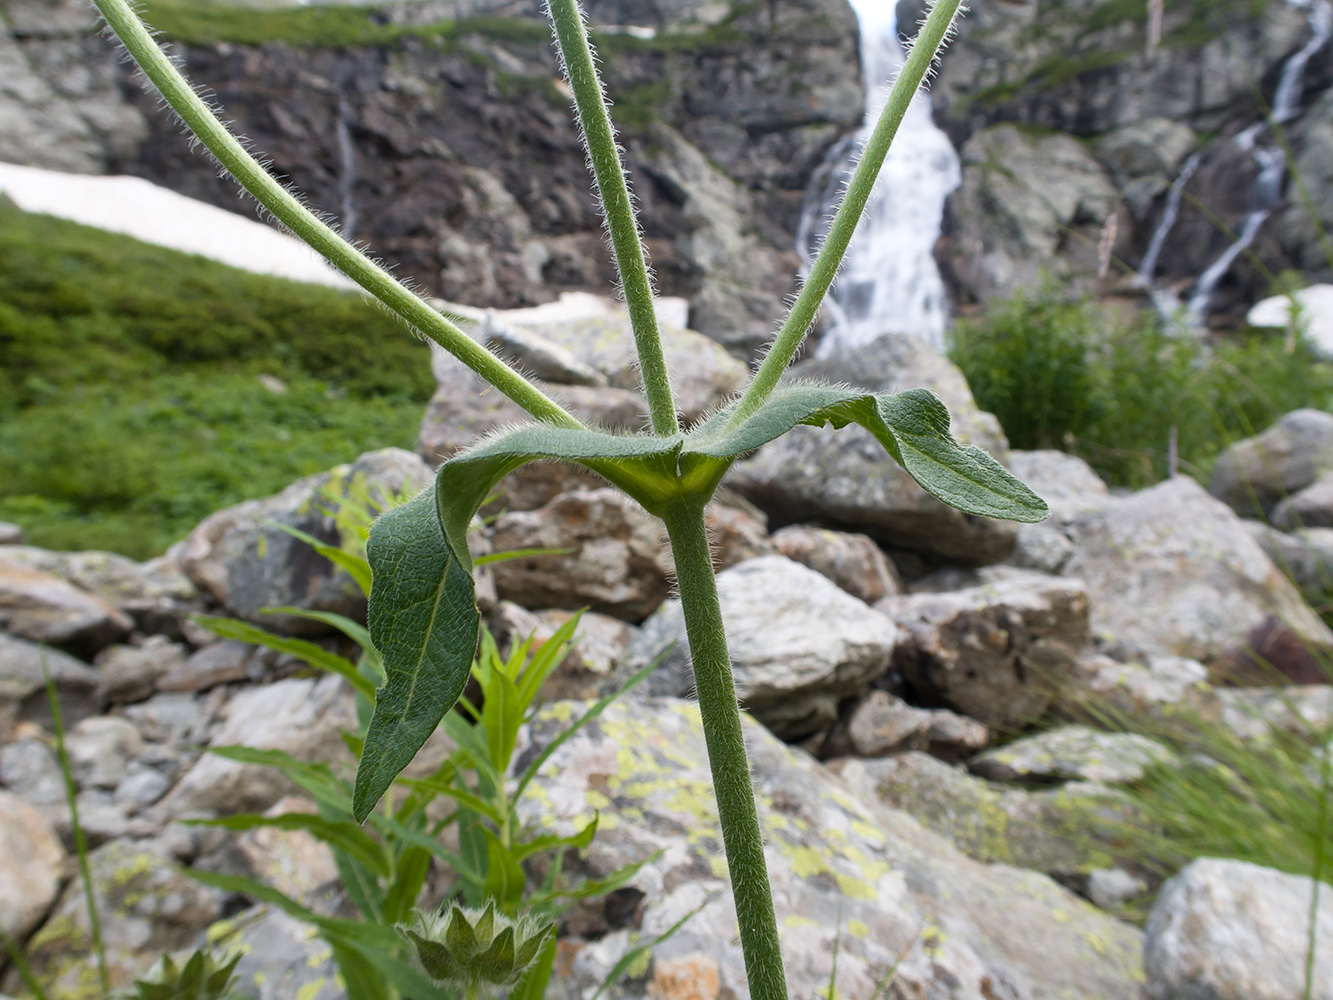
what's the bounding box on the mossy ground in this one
[0,204,431,559]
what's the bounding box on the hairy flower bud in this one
[402,902,553,992]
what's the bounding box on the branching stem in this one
[90,0,582,431]
[547,0,680,436]
[662,505,787,1000]
[727,0,964,429]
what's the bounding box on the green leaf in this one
[207,746,352,812]
[510,933,557,1000]
[482,663,522,775]
[194,615,375,701]
[684,383,1050,523]
[381,845,431,926]
[261,606,378,660]
[482,827,527,911]
[510,815,598,862]
[356,484,481,822]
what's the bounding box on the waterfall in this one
[797,5,961,356]
[336,61,359,239]
[1186,0,1332,322]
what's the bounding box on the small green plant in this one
[126,951,245,1000]
[190,487,666,1000]
[949,288,1333,488]
[403,902,553,997]
[95,0,1048,994]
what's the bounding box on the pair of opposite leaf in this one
[353,380,1050,821]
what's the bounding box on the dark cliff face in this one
[0,0,864,359]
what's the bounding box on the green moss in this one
[611,80,674,130]
[0,206,428,558]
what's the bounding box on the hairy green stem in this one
[662,505,787,1000]
[728,0,964,428]
[547,0,679,436]
[91,0,581,431]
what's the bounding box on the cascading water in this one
[1184,0,1332,322]
[797,4,961,356]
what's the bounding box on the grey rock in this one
[55,787,135,845]
[155,674,356,816]
[66,715,143,790]
[210,906,345,1000]
[523,314,746,423]
[1144,858,1333,1000]
[625,555,897,738]
[877,570,1090,729]
[1273,470,1333,531]
[1007,449,1111,514]
[120,691,215,747]
[1284,89,1333,271]
[0,738,64,806]
[490,488,674,622]
[831,751,1130,880]
[177,448,432,634]
[1057,653,1219,725]
[730,334,1019,563]
[94,637,188,705]
[492,602,638,702]
[1086,867,1150,910]
[1243,521,1333,604]
[1209,409,1333,519]
[969,725,1178,785]
[1065,476,1333,665]
[1094,118,1199,215]
[0,790,65,941]
[0,633,98,740]
[1217,685,1333,743]
[417,349,646,509]
[821,690,988,760]
[702,493,775,571]
[0,522,21,545]
[0,546,198,635]
[0,557,133,654]
[482,311,607,386]
[20,837,231,996]
[770,524,902,604]
[157,638,261,693]
[113,763,172,813]
[1008,523,1077,574]
[519,698,1144,999]
[944,125,1119,304]
[231,796,341,914]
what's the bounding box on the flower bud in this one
[403,902,554,991]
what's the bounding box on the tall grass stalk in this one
[42,654,109,995]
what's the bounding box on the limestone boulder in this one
[519,698,1144,1000]
[154,674,356,817]
[1144,858,1333,1000]
[831,752,1130,882]
[1064,476,1333,667]
[0,558,132,655]
[1056,653,1220,726]
[969,725,1178,785]
[0,790,65,941]
[877,570,1089,729]
[208,906,344,1000]
[1208,409,1333,519]
[819,690,988,761]
[625,556,897,738]
[489,488,674,622]
[93,637,188,705]
[177,448,432,634]
[0,634,99,740]
[0,546,198,636]
[20,837,230,996]
[770,524,902,604]
[1244,521,1333,606]
[729,334,1019,564]
[1273,470,1333,531]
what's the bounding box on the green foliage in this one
[0,205,430,556]
[403,902,553,991]
[948,290,1333,488]
[127,951,246,1000]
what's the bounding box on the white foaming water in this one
[798,5,961,356]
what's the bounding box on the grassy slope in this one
[0,204,434,559]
